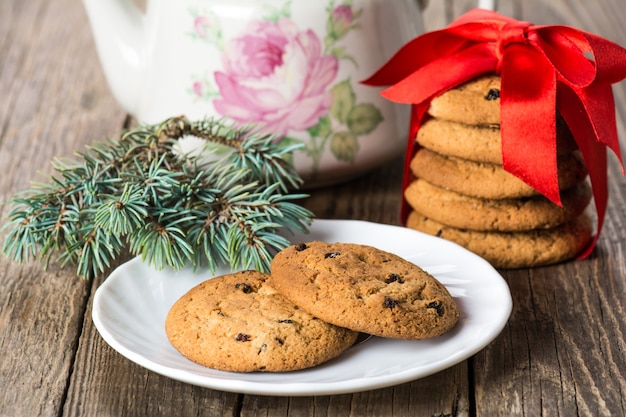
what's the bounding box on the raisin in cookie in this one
[165,270,358,372]
[269,242,459,340]
[406,210,592,269]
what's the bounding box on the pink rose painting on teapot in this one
[82,0,424,186]
[187,0,383,178]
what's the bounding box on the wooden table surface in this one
[1,1,625,416]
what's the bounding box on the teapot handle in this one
[477,0,496,9]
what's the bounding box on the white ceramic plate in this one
[92,219,512,396]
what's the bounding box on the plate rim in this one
[92,219,512,396]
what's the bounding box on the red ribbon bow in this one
[364,8,626,258]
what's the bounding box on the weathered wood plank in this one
[0,263,91,417]
[0,0,125,415]
[239,364,468,417]
[301,154,405,225]
[475,239,626,417]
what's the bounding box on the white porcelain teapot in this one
[82,0,427,187]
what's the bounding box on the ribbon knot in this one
[496,22,531,65]
[363,8,626,258]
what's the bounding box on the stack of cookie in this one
[404,75,593,269]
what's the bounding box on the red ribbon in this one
[364,8,626,258]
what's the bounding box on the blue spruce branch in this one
[2,116,313,278]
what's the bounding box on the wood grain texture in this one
[301,154,404,224]
[0,0,625,416]
[0,0,125,416]
[239,364,469,417]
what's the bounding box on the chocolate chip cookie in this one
[165,270,358,372]
[269,242,459,340]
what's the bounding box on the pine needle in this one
[2,116,313,278]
